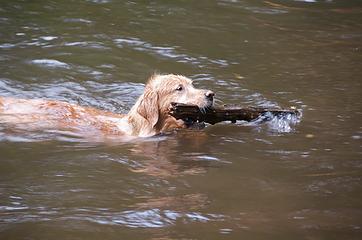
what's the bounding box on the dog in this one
[0,74,214,138]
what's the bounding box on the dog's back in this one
[0,96,126,136]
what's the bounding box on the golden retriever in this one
[0,74,214,138]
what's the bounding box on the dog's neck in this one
[155,109,185,134]
[127,113,154,137]
[127,108,184,137]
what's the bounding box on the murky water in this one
[1,0,361,239]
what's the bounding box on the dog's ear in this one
[137,87,159,128]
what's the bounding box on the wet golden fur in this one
[0,74,214,138]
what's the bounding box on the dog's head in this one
[133,74,214,131]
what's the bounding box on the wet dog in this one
[0,74,214,138]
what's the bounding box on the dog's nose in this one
[205,90,215,100]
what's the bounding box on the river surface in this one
[0,1,361,239]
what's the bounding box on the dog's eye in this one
[175,85,183,91]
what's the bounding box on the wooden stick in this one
[169,102,300,125]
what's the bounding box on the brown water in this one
[0,1,361,239]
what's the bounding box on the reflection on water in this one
[0,0,361,239]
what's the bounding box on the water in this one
[0,0,361,239]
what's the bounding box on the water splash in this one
[264,111,302,133]
[239,109,302,133]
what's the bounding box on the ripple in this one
[244,93,280,108]
[0,17,9,23]
[0,204,225,228]
[0,43,16,49]
[30,59,70,69]
[63,41,109,49]
[0,206,29,211]
[295,0,316,2]
[219,0,288,14]
[196,155,220,161]
[114,37,229,67]
[39,36,58,41]
[63,18,92,24]
[87,0,112,3]
[61,208,224,228]
[245,7,288,15]
[114,38,201,65]
[220,228,233,234]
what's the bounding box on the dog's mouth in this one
[169,102,212,129]
[198,102,214,114]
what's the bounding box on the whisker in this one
[214,98,223,106]
[200,106,206,114]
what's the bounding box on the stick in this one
[169,102,300,125]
